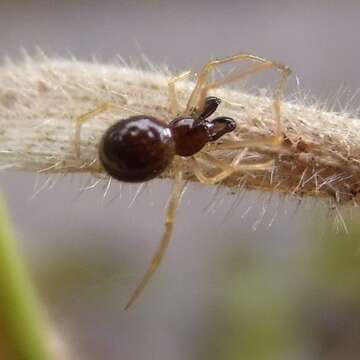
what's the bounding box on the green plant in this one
[0,193,51,360]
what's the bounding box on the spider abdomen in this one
[99,116,175,182]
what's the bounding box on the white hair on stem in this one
[1,51,360,210]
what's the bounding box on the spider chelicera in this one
[74,53,291,309]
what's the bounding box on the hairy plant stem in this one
[1,55,360,206]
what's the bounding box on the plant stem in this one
[0,193,51,360]
[1,54,360,205]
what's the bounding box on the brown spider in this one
[74,53,291,309]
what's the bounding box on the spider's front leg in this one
[185,53,291,145]
[168,70,196,117]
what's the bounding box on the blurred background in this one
[1,0,360,359]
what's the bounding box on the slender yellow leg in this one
[185,54,291,144]
[168,70,194,117]
[124,169,185,310]
[192,151,273,185]
[75,102,138,158]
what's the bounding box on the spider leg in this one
[168,70,195,117]
[192,151,245,185]
[75,102,138,158]
[185,54,291,144]
[124,169,185,310]
[192,151,273,185]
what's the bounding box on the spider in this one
[74,53,291,310]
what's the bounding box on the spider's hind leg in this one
[74,102,138,158]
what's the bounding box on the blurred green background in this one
[1,0,360,359]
